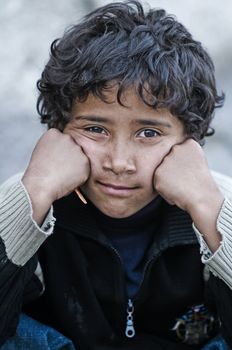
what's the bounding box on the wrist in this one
[22,173,54,225]
[187,188,224,221]
[188,189,224,252]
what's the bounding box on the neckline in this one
[89,196,164,230]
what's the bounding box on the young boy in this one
[1,1,232,349]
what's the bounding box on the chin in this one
[101,209,134,218]
[98,202,140,218]
[81,184,157,218]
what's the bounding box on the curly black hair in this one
[37,0,224,142]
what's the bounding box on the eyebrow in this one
[134,119,172,128]
[74,115,110,123]
[74,115,172,128]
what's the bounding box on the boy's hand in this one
[153,138,224,251]
[153,139,220,212]
[22,128,90,224]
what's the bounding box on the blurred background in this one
[0,0,231,183]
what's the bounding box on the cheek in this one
[140,143,170,174]
[137,141,175,186]
[138,154,156,185]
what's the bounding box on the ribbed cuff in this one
[0,180,54,266]
[193,198,232,289]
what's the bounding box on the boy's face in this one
[64,86,185,218]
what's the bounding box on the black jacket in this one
[21,193,232,350]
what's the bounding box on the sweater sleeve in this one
[193,171,232,290]
[0,174,55,344]
[0,174,55,266]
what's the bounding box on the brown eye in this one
[138,129,160,138]
[85,126,106,134]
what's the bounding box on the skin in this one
[65,88,185,218]
[22,86,224,252]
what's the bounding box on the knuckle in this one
[63,132,72,141]
[48,128,59,136]
[83,157,89,167]
[81,171,89,183]
[171,143,181,153]
[186,138,199,148]
[80,155,89,170]
[155,169,160,180]
[154,172,161,186]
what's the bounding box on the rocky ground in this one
[0,0,231,183]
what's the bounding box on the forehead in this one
[71,85,184,131]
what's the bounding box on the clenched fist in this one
[22,128,90,224]
[153,138,224,251]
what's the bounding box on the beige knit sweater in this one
[1,171,232,289]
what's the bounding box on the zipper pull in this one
[125,299,135,338]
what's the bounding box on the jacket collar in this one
[53,192,198,252]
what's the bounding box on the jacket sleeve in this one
[193,171,232,290]
[192,171,232,347]
[0,174,55,344]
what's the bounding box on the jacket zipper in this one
[107,245,137,338]
[60,224,155,340]
[105,243,137,339]
[107,242,156,339]
[125,257,155,338]
[125,298,135,337]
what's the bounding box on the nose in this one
[102,140,136,175]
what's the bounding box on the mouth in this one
[97,181,139,197]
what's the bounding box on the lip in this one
[97,181,138,197]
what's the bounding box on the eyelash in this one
[137,128,161,138]
[84,126,107,134]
